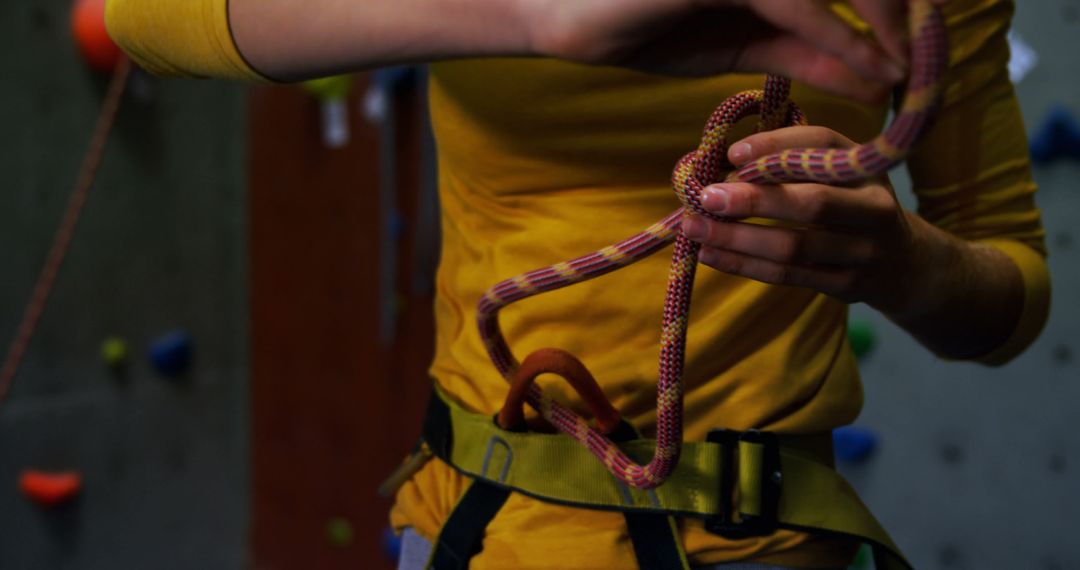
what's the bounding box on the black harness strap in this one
[609,420,691,570]
[624,511,690,569]
[427,480,511,569]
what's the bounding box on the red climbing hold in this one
[72,0,124,73]
[19,469,82,507]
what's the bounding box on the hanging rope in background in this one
[0,57,132,410]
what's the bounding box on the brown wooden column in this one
[248,75,434,570]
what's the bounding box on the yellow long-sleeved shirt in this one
[107,0,1049,567]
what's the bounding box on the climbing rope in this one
[0,58,132,410]
[480,0,948,489]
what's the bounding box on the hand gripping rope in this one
[481,1,948,489]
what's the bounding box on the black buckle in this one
[704,428,782,538]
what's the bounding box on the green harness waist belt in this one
[417,386,912,570]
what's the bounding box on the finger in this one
[735,35,891,104]
[736,0,905,85]
[682,215,878,266]
[849,0,910,67]
[728,126,857,166]
[698,247,857,297]
[696,182,896,228]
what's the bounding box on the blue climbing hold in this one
[381,526,402,562]
[1030,106,1080,163]
[833,426,878,463]
[390,211,407,241]
[149,330,193,377]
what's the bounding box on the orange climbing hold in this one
[19,469,82,507]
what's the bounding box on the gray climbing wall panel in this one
[0,1,249,569]
[846,1,1080,568]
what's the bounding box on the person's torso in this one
[427,58,887,437]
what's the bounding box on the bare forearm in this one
[877,212,1025,361]
[229,0,536,81]
[110,0,908,98]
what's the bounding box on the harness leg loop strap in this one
[426,480,511,570]
[624,511,691,570]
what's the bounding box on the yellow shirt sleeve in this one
[906,0,1050,364]
[976,239,1051,365]
[105,0,268,81]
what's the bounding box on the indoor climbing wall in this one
[843,0,1080,568]
[0,1,249,568]
[3,0,1078,569]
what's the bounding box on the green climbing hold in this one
[101,337,129,368]
[302,75,353,101]
[326,517,354,547]
[847,319,877,360]
[849,544,873,569]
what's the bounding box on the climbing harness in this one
[415,387,909,569]
[397,1,950,569]
[478,0,947,492]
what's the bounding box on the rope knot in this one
[671,84,804,221]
